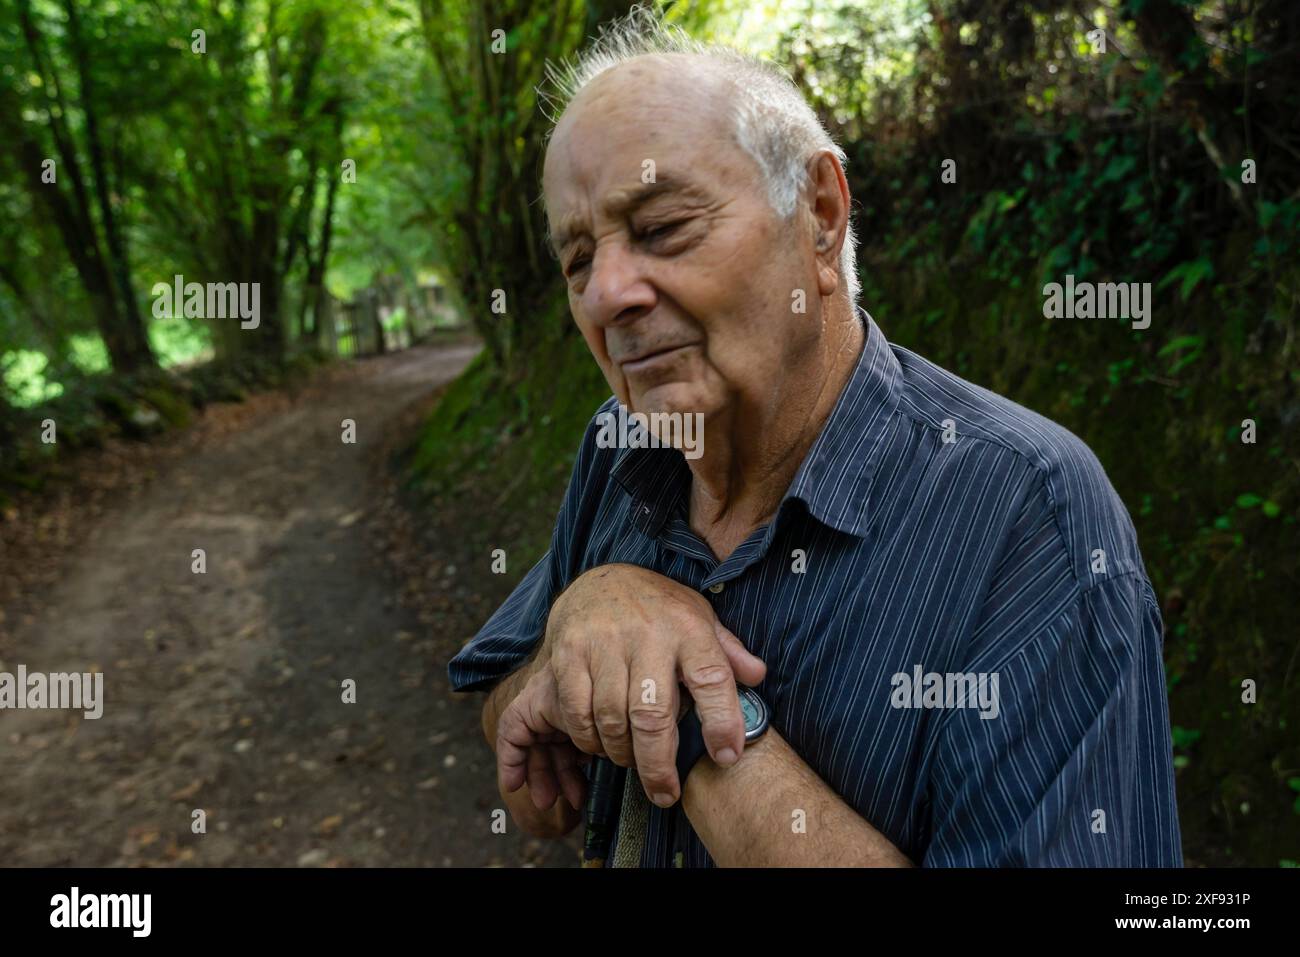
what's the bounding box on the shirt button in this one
[708,582,725,594]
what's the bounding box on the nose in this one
[582,238,655,329]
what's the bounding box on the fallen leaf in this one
[170,778,203,801]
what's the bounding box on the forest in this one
[0,0,1297,867]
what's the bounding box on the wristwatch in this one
[675,685,769,788]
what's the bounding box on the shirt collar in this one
[610,305,902,540]
[783,305,902,537]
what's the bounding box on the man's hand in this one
[498,563,766,808]
[495,664,591,813]
[479,652,582,838]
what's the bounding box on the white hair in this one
[539,4,860,308]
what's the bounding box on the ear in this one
[804,150,851,298]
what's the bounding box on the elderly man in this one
[449,9,1182,868]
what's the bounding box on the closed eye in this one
[564,219,693,279]
[640,220,685,242]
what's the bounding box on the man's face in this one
[542,56,822,422]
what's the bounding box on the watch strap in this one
[675,705,708,788]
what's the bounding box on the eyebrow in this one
[547,174,710,259]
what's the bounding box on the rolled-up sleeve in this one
[922,573,1183,867]
[447,397,617,693]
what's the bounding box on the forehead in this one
[542,55,756,234]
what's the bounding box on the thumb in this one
[715,623,766,686]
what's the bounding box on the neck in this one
[687,299,865,547]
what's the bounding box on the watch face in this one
[738,687,768,739]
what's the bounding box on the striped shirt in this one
[449,305,1183,867]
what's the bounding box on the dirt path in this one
[0,344,577,867]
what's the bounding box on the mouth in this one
[618,343,696,375]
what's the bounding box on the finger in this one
[496,677,564,793]
[627,643,681,806]
[526,744,560,810]
[716,623,766,686]
[591,654,633,767]
[555,660,600,754]
[679,628,745,768]
[497,700,544,794]
[550,743,588,811]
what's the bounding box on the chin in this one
[628,382,712,419]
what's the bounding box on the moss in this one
[136,385,193,428]
[405,301,609,568]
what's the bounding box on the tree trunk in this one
[10,2,156,373]
[307,128,342,341]
[62,0,154,368]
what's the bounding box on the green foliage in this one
[1158,259,1214,303]
[148,318,213,368]
[1,350,62,406]
[400,0,604,370]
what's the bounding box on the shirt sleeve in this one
[921,572,1183,867]
[447,397,618,693]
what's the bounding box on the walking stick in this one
[581,756,625,868]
